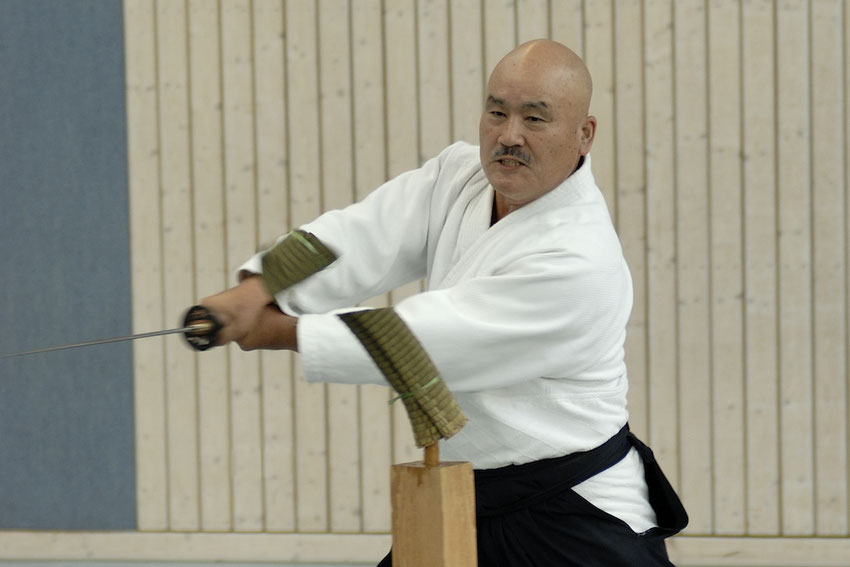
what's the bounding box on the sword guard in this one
[182,305,223,351]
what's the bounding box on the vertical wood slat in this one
[516,0,548,44]
[449,0,483,144]
[549,0,583,54]
[741,0,780,536]
[776,0,814,536]
[482,0,516,78]
[187,0,231,533]
[417,0,451,160]
[707,0,746,537]
[845,0,850,538]
[673,0,712,535]
[810,0,848,537]
[384,0,419,180]
[221,0,264,532]
[121,0,850,553]
[584,0,616,214]
[125,0,169,532]
[643,0,679,486]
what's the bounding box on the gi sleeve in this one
[298,241,633,392]
[238,142,475,313]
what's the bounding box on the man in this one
[200,39,687,566]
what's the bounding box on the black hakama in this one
[378,426,688,566]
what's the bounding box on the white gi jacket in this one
[241,141,656,532]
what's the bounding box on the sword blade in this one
[0,324,209,360]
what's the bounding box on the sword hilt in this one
[182,305,223,351]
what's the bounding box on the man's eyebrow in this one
[521,100,550,113]
[485,95,551,113]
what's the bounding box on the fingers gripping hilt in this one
[182,230,337,353]
[182,305,223,351]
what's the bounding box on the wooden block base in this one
[390,460,477,567]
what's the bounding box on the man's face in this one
[479,59,594,214]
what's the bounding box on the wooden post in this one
[424,443,439,467]
[336,308,474,565]
[390,448,477,567]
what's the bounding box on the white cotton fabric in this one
[240,142,657,533]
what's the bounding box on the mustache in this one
[491,145,531,164]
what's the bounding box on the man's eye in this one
[489,110,506,118]
[526,116,543,122]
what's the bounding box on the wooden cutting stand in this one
[337,308,477,567]
[390,444,477,567]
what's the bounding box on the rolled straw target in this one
[261,230,337,296]
[339,308,467,448]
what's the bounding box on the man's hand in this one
[199,276,298,352]
[236,304,298,351]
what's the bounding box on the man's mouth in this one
[498,158,524,167]
[492,147,531,168]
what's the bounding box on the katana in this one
[1,231,338,361]
[0,305,222,360]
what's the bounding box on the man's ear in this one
[579,115,597,155]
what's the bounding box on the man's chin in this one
[486,168,529,193]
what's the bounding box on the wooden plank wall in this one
[10,0,844,564]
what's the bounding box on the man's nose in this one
[497,116,525,147]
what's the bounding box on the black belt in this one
[474,424,632,518]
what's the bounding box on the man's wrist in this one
[240,273,274,306]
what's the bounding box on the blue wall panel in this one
[0,0,135,529]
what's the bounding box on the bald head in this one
[479,39,598,218]
[490,39,593,119]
